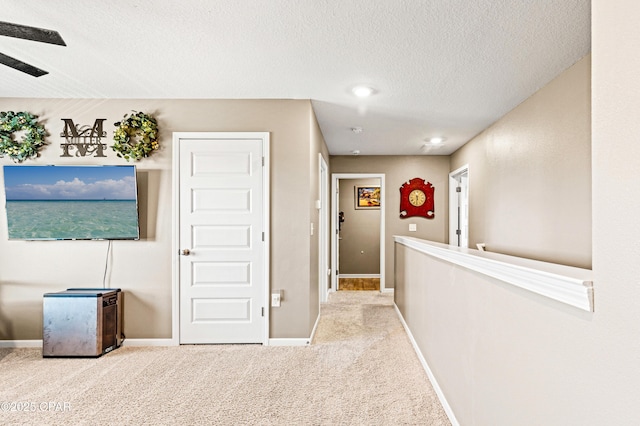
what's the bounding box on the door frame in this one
[171,132,270,346]
[331,173,386,294]
[318,154,330,303]
[449,164,469,247]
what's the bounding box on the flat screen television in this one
[2,165,140,240]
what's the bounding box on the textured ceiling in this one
[0,0,591,155]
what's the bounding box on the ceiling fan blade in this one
[0,21,66,46]
[0,52,48,77]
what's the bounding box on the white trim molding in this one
[309,313,321,344]
[122,339,176,347]
[394,304,460,426]
[0,339,177,349]
[337,274,381,279]
[268,338,311,346]
[394,236,594,312]
[318,153,330,304]
[449,164,469,247]
[0,340,43,348]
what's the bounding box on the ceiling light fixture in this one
[427,137,446,144]
[351,150,360,155]
[351,85,375,98]
[351,127,363,134]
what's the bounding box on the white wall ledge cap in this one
[394,236,594,312]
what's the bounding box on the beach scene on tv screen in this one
[3,166,139,240]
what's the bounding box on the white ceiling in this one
[0,0,590,156]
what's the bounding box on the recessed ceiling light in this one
[351,85,375,98]
[427,137,446,144]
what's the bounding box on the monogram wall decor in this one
[60,118,107,158]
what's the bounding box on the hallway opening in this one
[331,173,385,295]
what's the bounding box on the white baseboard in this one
[381,288,395,294]
[128,338,311,347]
[338,274,381,278]
[122,338,176,347]
[393,304,460,426]
[2,338,314,348]
[0,339,177,349]
[268,338,310,346]
[309,313,321,344]
[0,340,42,348]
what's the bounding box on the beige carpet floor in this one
[0,291,449,425]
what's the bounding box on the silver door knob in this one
[179,249,191,256]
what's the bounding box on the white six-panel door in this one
[174,132,269,344]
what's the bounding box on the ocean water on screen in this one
[6,200,139,240]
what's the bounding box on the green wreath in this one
[0,111,47,163]
[112,111,159,161]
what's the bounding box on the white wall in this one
[591,0,640,419]
[451,55,591,269]
[394,2,640,423]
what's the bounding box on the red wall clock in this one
[399,178,435,219]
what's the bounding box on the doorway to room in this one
[330,173,385,297]
[449,165,469,248]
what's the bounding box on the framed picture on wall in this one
[355,185,381,209]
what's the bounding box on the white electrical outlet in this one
[409,223,417,232]
[271,293,281,307]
